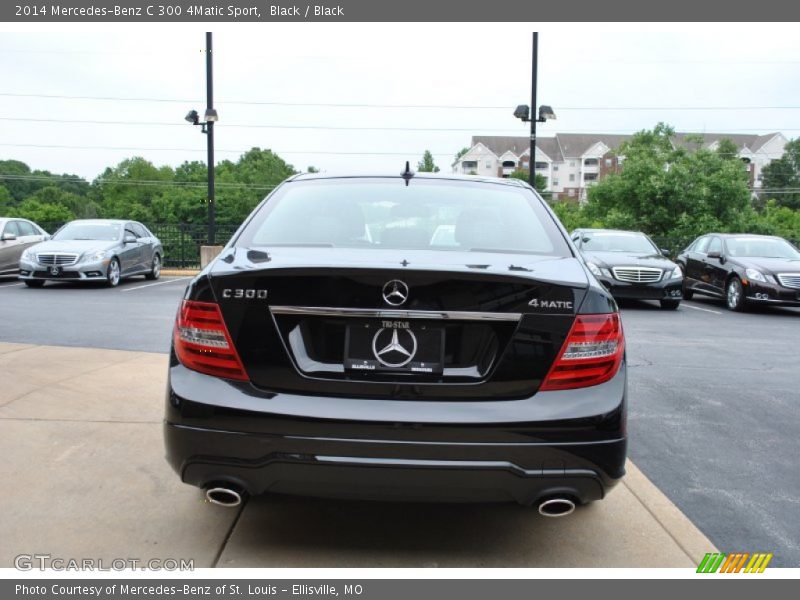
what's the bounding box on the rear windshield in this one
[236,178,570,256]
[580,232,657,254]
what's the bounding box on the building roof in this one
[467,132,783,162]
[671,132,780,152]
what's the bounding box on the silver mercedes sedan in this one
[18,219,163,287]
[0,217,50,277]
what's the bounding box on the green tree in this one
[10,198,74,224]
[584,123,751,238]
[454,147,470,164]
[0,185,13,214]
[417,150,440,173]
[508,170,548,192]
[761,138,800,210]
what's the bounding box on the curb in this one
[623,460,718,564]
[161,269,200,277]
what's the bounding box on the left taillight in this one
[173,300,249,381]
[540,313,625,391]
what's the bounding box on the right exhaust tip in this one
[205,486,244,508]
[537,497,576,517]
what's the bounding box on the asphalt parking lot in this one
[1,275,798,566]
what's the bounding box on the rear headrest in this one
[307,200,366,243]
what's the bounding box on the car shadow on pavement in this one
[218,493,601,567]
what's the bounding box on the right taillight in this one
[540,313,625,391]
[173,300,249,381]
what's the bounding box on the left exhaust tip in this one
[537,497,576,517]
[205,486,244,508]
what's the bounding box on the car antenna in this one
[401,161,415,186]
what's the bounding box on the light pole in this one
[205,31,216,246]
[514,32,556,190]
[184,32,219,246]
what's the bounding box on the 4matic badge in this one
[529,298,573,310]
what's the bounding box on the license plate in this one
[344,320,444,374]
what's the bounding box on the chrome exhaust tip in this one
[205,486,244,508]
[537,497,576,517]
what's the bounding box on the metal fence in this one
[149,223,238,269]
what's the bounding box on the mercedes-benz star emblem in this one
[372,327,418,368]
[382,280,409,306]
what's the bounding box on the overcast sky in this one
[2,23,800,180]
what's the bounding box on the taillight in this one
[540,313,624,391]
[173,300,249,381]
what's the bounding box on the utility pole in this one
[530,32,538,189]
[206,31,216,245]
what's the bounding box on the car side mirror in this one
[661,248,670,257]
[707,250,721,259]
[1,233,16,242]
[123,234,137,244]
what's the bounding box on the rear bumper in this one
[164,361,628,504]
[596,276,683,301]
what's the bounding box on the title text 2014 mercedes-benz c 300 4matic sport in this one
[164,172,627,517]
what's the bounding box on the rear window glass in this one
[237,178,569,256]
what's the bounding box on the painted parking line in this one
[120,277,191,293]
[683,303,723,315]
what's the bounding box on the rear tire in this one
[145,254,161,280]
[23,280,45,288]
[660,299,681,310]
[726,277,747,312]
[106,258,121,287]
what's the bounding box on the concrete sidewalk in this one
[0,342,716,568]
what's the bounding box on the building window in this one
[584,173,598,181]
[605,158,613,167]
[485,161,492,169]
[502,160,516,168]
[553,179,559,186]
[462,161,477,169]
[553,165,559,171]
[569,174,575,182]
[534,161,548,170]
[584,158,599,166]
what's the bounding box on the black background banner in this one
[2,0,800,22]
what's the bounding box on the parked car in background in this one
[571,228,684,310]
[677,233,800,311]
[18,219,163,288]
[165,173,627,514]
[0,217,49,277]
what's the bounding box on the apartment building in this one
[452,132,788,202]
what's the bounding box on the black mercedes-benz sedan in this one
[164,173,627,515]
[677,233,800,311]
[571,228,684,310]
